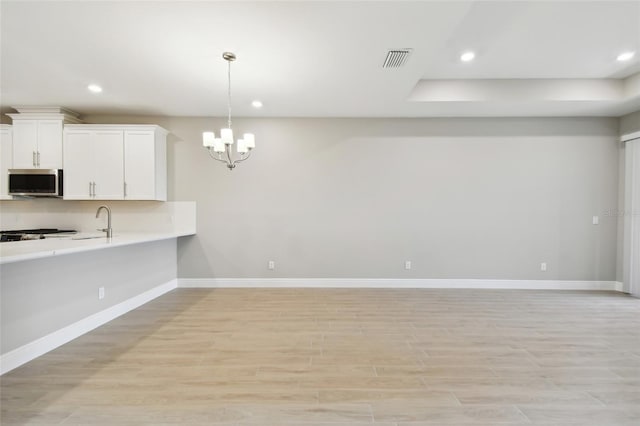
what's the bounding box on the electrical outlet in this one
[592,216,599,225]
[268,260,275,270]
[540,262,547,272]
[98,287,105,300]
[405,260,412,270]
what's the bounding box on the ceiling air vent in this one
[382,49,412,68]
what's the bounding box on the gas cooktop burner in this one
[0,229,76,234]
[0,229,77,242]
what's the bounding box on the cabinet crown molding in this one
[10,106,79,116]
[7,108,83,124]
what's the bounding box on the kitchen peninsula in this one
[0,230,193,264]
[0,201,196,374]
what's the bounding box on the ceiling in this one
[1,0,639,118]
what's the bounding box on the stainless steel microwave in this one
[8,169,63,197]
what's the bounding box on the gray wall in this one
[83,115,621,281]
[620,110,640,135]
[0,239,176,354]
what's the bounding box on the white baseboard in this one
[0,279,177,375]
[179,278,624,291]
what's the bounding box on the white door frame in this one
[622,131,640,296]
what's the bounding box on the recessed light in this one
[460,51,475,62]
[251,100,263,108]
[617,51,636,62]
[87,84,103,93]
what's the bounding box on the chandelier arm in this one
[233,150,253,165]
[207,149,231,165]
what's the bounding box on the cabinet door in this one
[124,131,155,199]
[63,130,94,199]
[93,131,124,200]
[0,129,12,199]
[36,120,63,169]
[12,120,38,168]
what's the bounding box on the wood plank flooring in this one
[1,288,639,425]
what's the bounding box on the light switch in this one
[592,216,599,225]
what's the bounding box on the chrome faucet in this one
[96,205,113,238]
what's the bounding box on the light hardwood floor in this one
[1,288,639,425]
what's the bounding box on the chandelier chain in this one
[227,58,232,129]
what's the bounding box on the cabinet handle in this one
[32,151,36,167]
[93,182,96,197]
[37,151,40,167]
[124,182,127,198]
[89,182,93,197]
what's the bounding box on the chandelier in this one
[202,52,255,170]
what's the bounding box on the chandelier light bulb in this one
[237,139,248,153]
[243,133,255,149]
[202,132,215,147]
[221,128,234,145]
[213,138,225,153]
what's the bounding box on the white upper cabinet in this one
[64,125,167,201]
[0,125,13,199]
[93,131,125,200]
[124,128,167,201]
[63,128,124,200]
[11,120,63,169]
[36,120,64,169]
[63,129,124,200]
[8,107,82,170]
[63,129,94,199]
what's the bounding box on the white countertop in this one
[0,231,195,265]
